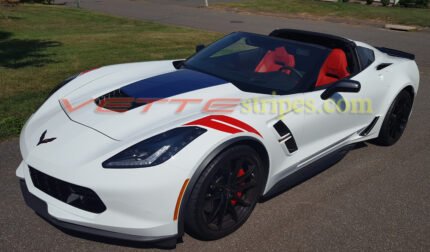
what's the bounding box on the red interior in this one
[315,48,350,87]
[255,47,295,74]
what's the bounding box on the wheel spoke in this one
[205,190,222,199]
[228,159,244,186]
[234,179,257,192]
[231,194,251,207]
[207,196,224,224]
[216,194,229,229]
[228,203,239,222]
[227,162,235,186]
[201,153,261,232]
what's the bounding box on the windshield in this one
[184,32,331,95]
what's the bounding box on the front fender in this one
[175,133,269,239]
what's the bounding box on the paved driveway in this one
[1,1,429,251]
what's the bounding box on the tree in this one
[381,0,390,6]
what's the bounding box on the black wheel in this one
[374,90,413,146]
[185,145,265,240]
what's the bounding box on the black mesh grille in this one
[29,166,106,213]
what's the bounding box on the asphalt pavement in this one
[1,0,429,251]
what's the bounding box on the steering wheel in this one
[278,65,303,79]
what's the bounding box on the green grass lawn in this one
[0,4,220,140]
[215,0,430,27]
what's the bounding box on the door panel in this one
[301,89,367,154]
[299,64,386,158]
[265,93,307,184]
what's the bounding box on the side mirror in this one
[172,60,185,69]
[320,80,361,100]
[195,44,205,53]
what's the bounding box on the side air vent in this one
[273,120,290,137]
[376,63,392,71]
[284,138,298,153]
[360,116,380,136]
[273,120,298,153]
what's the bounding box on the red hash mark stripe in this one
[185,115,262,137]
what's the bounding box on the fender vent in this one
[273,120,298,153]
[273,120,290,137]
[284,137,298,153]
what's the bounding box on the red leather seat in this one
[315,48,350,87]
[255,47,295,74]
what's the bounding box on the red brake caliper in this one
[231,168,245,206]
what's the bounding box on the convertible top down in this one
[17,29,419,247]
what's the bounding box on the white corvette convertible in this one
[17,29,419,246]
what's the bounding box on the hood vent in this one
[94,88,143,112]
[95,69,227,112]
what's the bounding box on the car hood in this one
[57,61,251,140]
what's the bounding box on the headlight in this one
[103,126,207,168]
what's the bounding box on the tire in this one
[185,145,265,240]
[373,90,413,146]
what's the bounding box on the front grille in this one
[29,166,106,213]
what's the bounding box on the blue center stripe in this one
[121,69,227,99]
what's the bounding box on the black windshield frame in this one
[183,32,332,95]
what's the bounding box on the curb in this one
[385,24,417,32]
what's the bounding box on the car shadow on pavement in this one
[260,142,368,202]
[36,213,180,250]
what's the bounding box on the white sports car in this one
[17,29,419,247]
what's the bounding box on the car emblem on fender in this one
[37,130,56,146]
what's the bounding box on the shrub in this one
[399,0,429,7]
[20,0,55,3]
[381,0,390,6]
[366,0,374,5]
[416,0,428,7]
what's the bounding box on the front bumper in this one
[16,158,189,245]
[19,179,178,244]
